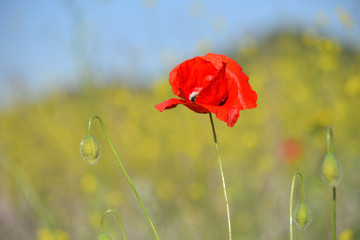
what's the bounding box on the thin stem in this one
[88,115,159,240]
[209,113,217,143]
[290,172,304,240]
[101,209,127,240]
[333,187,336,240]
[209,113,232,240]
[327,126,337,240]
[327,126,334,155]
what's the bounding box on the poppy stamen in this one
[189,90,200,102]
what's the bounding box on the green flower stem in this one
[101,209,127,240]
[333,186,336,240]
[290,172,304,240]
[327,127,334,155]
[209,113,232,240]
[326,126,337,240]
[88,115,159,240]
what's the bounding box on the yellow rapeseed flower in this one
[339,228,354,240]
[81,172,98,194]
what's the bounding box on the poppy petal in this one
[155,98,186,112]
[229,70,257,109]
[169,57,219,101]
[202,53,257,110]
[182,102,210,113]
[155,98,211,114]
[203,104,240,127]
[195,62,228,106]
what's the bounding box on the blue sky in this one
[0,0,358,102]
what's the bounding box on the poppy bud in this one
[99,231,113,240]
[320,126,341,187]
[321,154,341,187]
[80,135,101,165]
[295,202,312,231]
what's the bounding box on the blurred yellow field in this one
[1,32,359,239]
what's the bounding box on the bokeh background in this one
[1,0,360,239]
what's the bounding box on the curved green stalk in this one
[290,172,304,240]
[88,115,159,240]
[209,113,232,240]
[101,209,127,240]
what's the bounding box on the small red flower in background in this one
[155,53,257,127]
[277,139,303,164]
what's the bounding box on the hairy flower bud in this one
[295,202,312,231]
[321,127,341,187]
[80,135,100,165]
[321,154,341,187]
[99,231,113,240]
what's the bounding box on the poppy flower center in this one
[219,96,228,106]
[189,88,229,106]
[189,90,201,102]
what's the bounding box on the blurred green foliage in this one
[1,31,360,240]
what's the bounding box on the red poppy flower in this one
[155,53,257,127]
[277,139,303,164]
